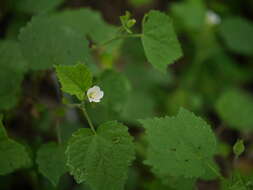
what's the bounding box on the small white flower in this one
[87,86,104,103]
[206,10,221,25]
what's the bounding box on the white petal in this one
[97,91,104,99]
[93,98,101,102]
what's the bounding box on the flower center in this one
[88,91,97,99]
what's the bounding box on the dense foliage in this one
[0,0,253,189]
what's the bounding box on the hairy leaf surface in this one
[65,121,135,190]
[139,108,216,178]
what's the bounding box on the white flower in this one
[87,86,104,103]
[206,10,221,25]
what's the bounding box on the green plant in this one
[1,0,253,189]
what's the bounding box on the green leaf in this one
[141,10,182,73]
[0,117,31,175]
[50,8,120,52]
[65,121,135,190]
[120,11,136,34]
[55,63,92,101]
[139,108,217,178]
[19,15,92,70]
[87,70,131,125]
[233,139,245,158]
[36,142,67,186]
[219,17,253,55]
[0,139,32,175]
[215,89,253,131]
[0,40,27,110]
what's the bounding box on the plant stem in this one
[80,105,97,134]
[92,33,143,50]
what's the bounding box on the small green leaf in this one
[215,89,253,131]
[219,17,253,55]
[55,63,92,101]
[139,108,217,178]
[36,142,67,186]
[141,10,182,73]
[65,121,135,190]
[233,139,245,158]
[0,117,31,175]
[120,11,136,34]
[19,15,92,70]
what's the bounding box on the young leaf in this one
[65,121,135,190]
[120,11,136,34]
[219,17,253,55]
[0,117,31,175]
[233,139,245,158]
[36,142,67,186]
[139,108,217,178]
[19,15,92,70]
[141,10,182,73]
[55,63,92,101]
[215,89,253,131]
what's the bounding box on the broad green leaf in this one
[50,8,119,52]
[65,121,135,190]
[11,0,64,14]
[0,117,31,175]
[36,142,67,186]
[87,70,131,125]
[142,10,182,72]
[0,40,27,110]
[55,63,92,101]
[139,108,217,178]
[19,15,92,70]
[215,89,253,131]
[219,17,253,55]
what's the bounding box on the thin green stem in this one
[92,33,143,50]
[80,105,96,134]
